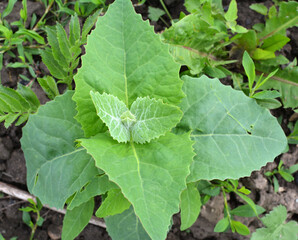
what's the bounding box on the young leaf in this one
[45,26,68,69]
[252,48,275,60]
[231,220,250,235]
[179,75,287,181]
[105,207,151,240]
[130,97,182,144]
[148,6,165,22]
[69,15,81,46]
[252,90,281,100]
[224,0,237,22]
[1,0,18,19]
[73,0,183,137]
[62,198,94,240]
[249,3,268,16]
[251,205,298,240]
[56,23,72,61]
[214,217,229,232]
[40,48,68,79]
[21,91,100,209]
[242,51,255,91]
[37,76,59,100]
[180,183,201,231]
[90,91,130,143]
[79,132,194,240]
[96,189,131,218]
[231,204,265,217]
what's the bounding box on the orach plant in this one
[20,0,287,239]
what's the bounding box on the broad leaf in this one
[79,132,194,240]
[180,183,201,231]
[179,75,287,181]
[62,198,94,240]
[96,189,131,218]
[73,0,183,137]
[21,91,100,208]
[105,206,150,240]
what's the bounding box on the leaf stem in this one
[32,0,54,31]
[159,0,173,23]
[221,187,233,231]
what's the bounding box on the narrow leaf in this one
[232,220,250,235]
[224,0,237,22]
[37,76,60,100]
[214,217,229,232]
[62,198,94,240]
[180,183,201,231]
[242,51,255,91]
[56,23,71,60]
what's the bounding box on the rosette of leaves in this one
[21,0,287,239]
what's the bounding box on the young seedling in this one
[19,198,44,240]
[265,161,298,192]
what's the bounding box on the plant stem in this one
[221,187,233,231]
[33,0,55,31]
[159,0,173,22]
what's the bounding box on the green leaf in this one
[15,29,45,44]
[224,0,237,22]
[262,34,290,52]
[68,175,117,210]
[69,15,81,46]
[62,198,94,240]
[258,1,298,39]
[56,23,71,60]
[255,61,298,108]
[73,0,183,137]
[249,3,267,16]
[231,204,265,217]
[1,0,18,19]
[96,189,131,218]
[105,206,151,240]
[179,75,287,181]
[90,92,130,142]
[91,89,182,144]
[45,26,68,69]
[37,76,60,100]
[242,51,255,91]
[81,9,100,43]
[279,170,294,182]
[130,97,182,144]
[252,48,275,60]
[79,132,194,240]
[180,183,201,231]
[214,217,229,232]
[273,175,279,192]
[20,91,100,209]
[148,6,165,22]
[41,48,68,79]
[17,84,40,110]
[251,205,298,240]
[289,164,298,174]
[255,98,282,109]
[231,220,250,235]
[252,90,281,100]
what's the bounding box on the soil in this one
[0,0,297,240]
